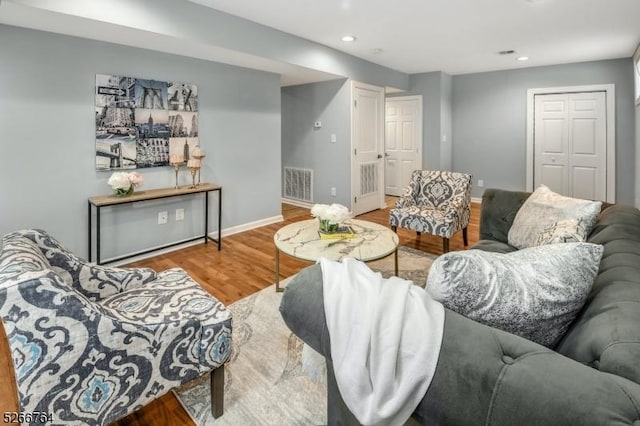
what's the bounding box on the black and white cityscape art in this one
[95,74,199,170]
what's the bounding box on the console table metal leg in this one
[88,202,92,262]
[275,248,282,292]
[205,191,209,245]
[96,207,101,265]
[218,188,222,251]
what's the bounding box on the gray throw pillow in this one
[507,185,601,249]
[426,243,603,347]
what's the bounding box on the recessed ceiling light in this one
[341,35,356,42]
[517,56,530,61]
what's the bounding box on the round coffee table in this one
[273,219,400,292]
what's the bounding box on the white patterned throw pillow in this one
[426,243,603,347]
[507,185,601,249]
[535,218,589,246]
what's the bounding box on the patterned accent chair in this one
[389,170,472,253]
[0,229,231,425]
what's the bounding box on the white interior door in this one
[351,81,384,216]
[534,91,607,200]
[385,96,422,196]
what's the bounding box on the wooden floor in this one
[113,197,481,425]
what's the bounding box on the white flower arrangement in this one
[107,171,144,196]
[310,203,350,223]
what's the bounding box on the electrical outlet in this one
[477,179,484,188]
[158,211,168,225]
[331,187,337,196]
[330,134,337,143]
[176,208,184,221]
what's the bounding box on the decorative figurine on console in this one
[169,154,185,189]
[192,145,206,185]
[187,159,200,188]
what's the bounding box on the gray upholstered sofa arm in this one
[419,309,640,425]
[281,264,640,426]
[478,189,530,242]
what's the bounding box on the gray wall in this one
[452,58,636,203]
[0,25,282,260]
[440,73,453,170]
[281,79,351,206]
[636,101,640,207]
[636,45,640,208]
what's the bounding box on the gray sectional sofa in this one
[279,188,640,425]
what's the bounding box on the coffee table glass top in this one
[274,219,399,263]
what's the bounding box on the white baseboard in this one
[471,196,482,204]
[281,198,313,209]
[105,214,284,267]
[207,214,284,239]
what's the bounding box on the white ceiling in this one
[189,0,640,75]
[0,0,343,87]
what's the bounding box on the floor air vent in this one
[284,167,313,203]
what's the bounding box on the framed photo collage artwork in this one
[95,74,199,170]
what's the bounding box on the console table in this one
[88,183,222,265]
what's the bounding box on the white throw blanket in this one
[320,257,445,426]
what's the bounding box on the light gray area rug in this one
[174,246,437,425]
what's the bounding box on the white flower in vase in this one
[108,171,144,197]
[311,203,350,233]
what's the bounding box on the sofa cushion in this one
[471,240,517,254]
[426,243,603,347]
[507,185,601,249]
[555,205,640,385]
[389,206,464,238]
[478,189,531,243]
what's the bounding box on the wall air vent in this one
[360,162,378,196]
[283,167,313,203]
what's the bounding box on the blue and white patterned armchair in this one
[0,229,231,425]
[389,170,472,253]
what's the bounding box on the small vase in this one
[114,186,134,197]
[319,219,339,233]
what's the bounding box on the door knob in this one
[377,154,383,159]
[385,152,389,157]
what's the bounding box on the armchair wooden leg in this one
[442,238,450,253]
[416,231,421,237]
[211,365,225,418]
[391,225,397,232]
[463,227,468,247]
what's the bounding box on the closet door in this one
[534,91,606,200]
